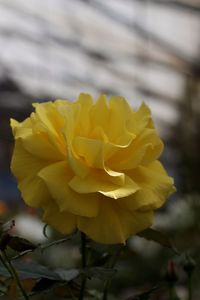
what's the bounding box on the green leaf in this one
[15,261,61,280]
[126,285,159,300]
[0,261,60,280]
[0,260,81,283]
[137,228,179,255]
[82,267,117,280]
[55,268,79,281]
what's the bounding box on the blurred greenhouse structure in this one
[0,0,199,299]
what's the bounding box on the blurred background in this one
[0,0,200,299]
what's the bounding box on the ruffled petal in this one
[68,147,90,178]
[128,102,152,135]
[90,95,110,134]
[60,104,90,178]
[109,128,163,170]
[11,140,50,207]
[10,118,32,139]
[39,161,100,217]
[32,102,66,155]
[107,96,134,145]
[73,135,135,169]
[23,131,66,161]
[73,136,104,168]
[11,139,48,180]
[42,201,76,235]
[69,172,139,199]
[74,93,93,136]
[119,161,175,211]
[18,176,50,208]
[140,131,164,166]
[78,199,153,244]
[116,205,153,240]
[33,102,65,135]
[78,200,125,244]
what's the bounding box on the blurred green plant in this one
[0,218,193,300]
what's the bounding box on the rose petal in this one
[108,96,133,144]
[11,140,50,207]
[42,201,76,235]
[90,95,110,134]
[78,199,153,244]
[119,161,175,211]
[10,118,32,139]
[69,172,140,199]
[75,93,93,136]
[39,161,100,217]
[73,136,104,168]
[128,102,152,135]
[109,128,163,170]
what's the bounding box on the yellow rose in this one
[10,94,175,244]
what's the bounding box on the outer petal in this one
[108,96,134,145]
[127,102,152,135]
[74,93,93,136]
[90,95,110,134]
[39,161,100,217]
[11,118,32,139]
[32,102,66,155]
[140,131,164,166]
[42,201,76,235]
[18,176,50,208]
[11,140,48,181]
[119,160,175,211]
[78,199,153,244]
[32,102,64,136]
[22,131,66,161]
[11,140,50,207]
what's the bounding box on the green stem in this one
[103,245,123,300]
[169,283,174,300]
[188,273,192,300]
[0,253,12,277]
[79,232,87,300]
[168,283,180,300]
[2,251,29,300]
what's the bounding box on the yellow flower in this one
[10,94,175,244]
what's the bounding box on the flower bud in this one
[165,260,178,283]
